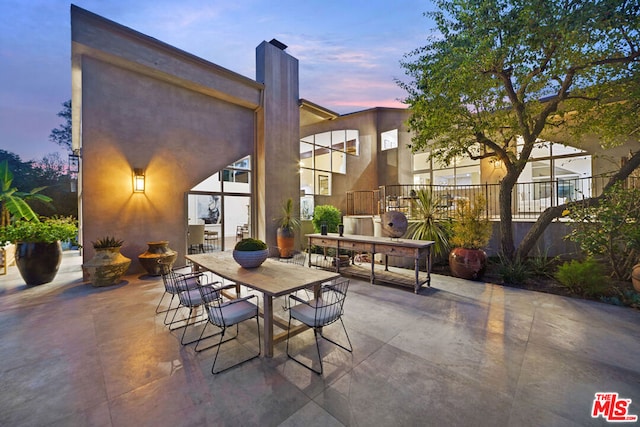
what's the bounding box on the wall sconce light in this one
[133,168,145,193]
[492,159,503,169]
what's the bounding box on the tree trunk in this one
[499,175,516,259]
[515,150,640,259]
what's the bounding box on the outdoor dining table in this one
[185,251,340,357]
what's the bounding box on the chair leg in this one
[287,318,352,375]
[319,318,353,353]
[210,317,261,374]
[286,318,323,374]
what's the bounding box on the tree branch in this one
[516,150,640,258]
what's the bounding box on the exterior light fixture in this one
[68,150,80,192]
[133,168,145,193]
[493,159,503,169]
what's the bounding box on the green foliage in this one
[311,205,342,233]
[0,159,52,226]
[0,216,78,244]
[399,0,639,258]
[601,290,640,309]
[527,248,560,279]
[496,253,531,285]
[555,259,608,296]
[564,183,640,280]
[234,238,267,251]
[276,197,300,231]
[92,236,124,249]
[49,100,72,151]
[407,189,451,258]
[450,195,492,250]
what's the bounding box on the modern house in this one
[71,6,639,273]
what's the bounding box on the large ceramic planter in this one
[449,247,487,280]
[138,241,178,276]
[276,227,295,258]
[233,249,269,268]
[15,241,63,286]
[83,247,132,287]
[632,263,640,293]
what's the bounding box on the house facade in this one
[72,6,638,272]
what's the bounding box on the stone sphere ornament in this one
[381,211,408,238]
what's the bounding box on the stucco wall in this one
[73,7,263,272]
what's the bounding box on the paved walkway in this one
[1,251,639,426]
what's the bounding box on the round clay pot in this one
[15,241,63,286]
[448,247,488,280]
[138,241,178,276]
[83,247,131,287]
[233,249,269,268]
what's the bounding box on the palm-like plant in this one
[0,160,52,227]
[407,189,451,258]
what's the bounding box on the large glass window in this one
[299,129,359,198]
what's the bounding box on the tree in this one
[399,0,640,260]
[0,160,51,227]
[49,100,72,152]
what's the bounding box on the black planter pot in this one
[15,241,63,286]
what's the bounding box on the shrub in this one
[555,258,608,296]
[450,195,492,249]
[0,216,78,244]
[527,248,560,279]
[407,189,451,258]
[564,183,640,280]
[497,253,531,284]
[311,205,342,233]
[234,238,267,251]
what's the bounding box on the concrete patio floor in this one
[1,250,639,426]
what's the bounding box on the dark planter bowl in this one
[448,247,487,280]
[15,241,63,286]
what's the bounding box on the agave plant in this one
[407,189,451,259]
[92,236,124,249]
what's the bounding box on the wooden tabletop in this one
[185,251,340,297]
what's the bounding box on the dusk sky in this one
[1,0,436,162]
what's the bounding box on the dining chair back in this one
[195,283,261,374]
[286,277,352,374]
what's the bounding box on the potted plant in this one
[0,216,78,285]
[276,197,300,258]
[82,236,132,287]
[233,238,269,268]
[1,159,54,275]
[311,205,342,234]
[448,195,493,280]
[407,189,452,261]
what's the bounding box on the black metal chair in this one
[286,277,352,374]
[195,283,261,374]
[155,260,203,323]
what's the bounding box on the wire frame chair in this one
[155,260,202,323]
[286,277,352,374]
[195,283,261,374]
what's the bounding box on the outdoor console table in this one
[185,252,340,357]
[306,233,434,293]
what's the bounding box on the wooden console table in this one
[306,233,434,293]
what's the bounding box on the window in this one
[299,129,359,198]
[381,129,398,151]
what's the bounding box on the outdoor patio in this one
[1,251,639,426]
